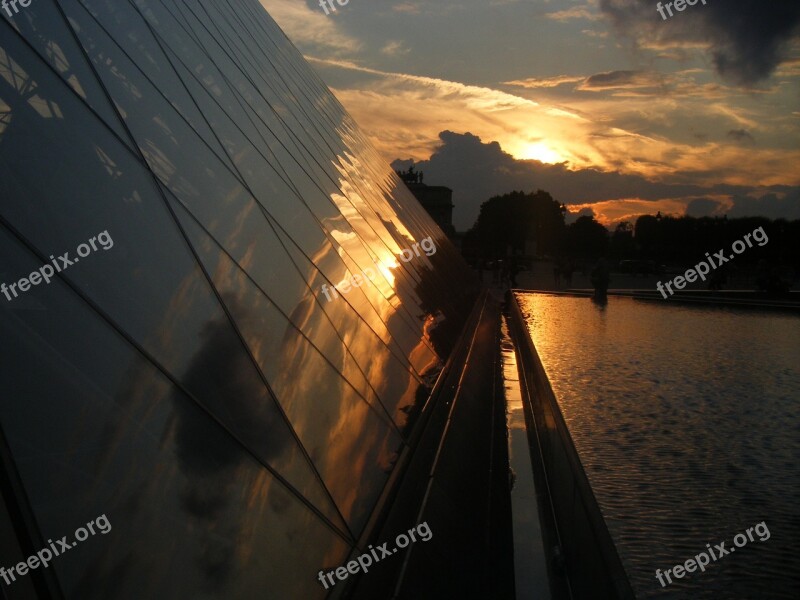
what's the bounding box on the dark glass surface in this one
[174,197,408,531]
[0,25,344,530]
[0,0,477,595]
[0,1,134,149]
[0,228,350,599]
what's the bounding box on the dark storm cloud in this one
[727,189,800,220]
[686,197,723,217]
[598,0,800,86]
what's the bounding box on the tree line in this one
[461,190,800,269]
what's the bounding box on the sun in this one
[518,142,563,164]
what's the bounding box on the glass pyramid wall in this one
[0,1,477,597]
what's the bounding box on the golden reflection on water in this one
[516,292,800,599]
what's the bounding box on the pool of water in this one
[516,292,800,599]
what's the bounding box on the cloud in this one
[329,54,800,187]
[509,69,732,98]
[381,41,410,56]
[598,0,800,86]
[264,18,797,196]
[579,70,664,91]
[546,5,600,22]
[565,198,693,224]
[312,56,797,185]
[566,206,597,224]
[685,197,726,217]
[258,0,361,54]
[505,75,586,89]
[582,28,609,38]
[391,131,798,229]
[727,189,800,220]
[308,57,539,112]
[305,57,610,163]
[727,129,756,144]
[393,2,422,14]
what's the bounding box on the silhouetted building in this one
[397,166,456,236]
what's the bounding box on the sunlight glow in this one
[518,142,564,164]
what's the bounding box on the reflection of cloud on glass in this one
[323,191,409,310]
[190,247,412,531]
[169,302,289,586]
[175,304,286,477]
[335,149,416,240]
[268,307,403,528]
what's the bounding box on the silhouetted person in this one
[591,258,610,301]
[553,260,562,287]
[755,259,789,294]
[499,260,511,287]
[756,259,770,292]
[509,256,519,287]
[709,265,727,291]
[562,258,574,288]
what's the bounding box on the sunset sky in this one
[260,0,800,230]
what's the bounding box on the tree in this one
[564,215,609,258]
[610,221,635,258]
[470,190,565,256]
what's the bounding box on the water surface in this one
[517,293,800,599]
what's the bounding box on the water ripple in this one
[518,293,800,599]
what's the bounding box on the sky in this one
[260,0,800,230]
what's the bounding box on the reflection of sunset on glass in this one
[376,258,396,288]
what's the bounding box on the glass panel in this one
[77,0,453,371]
[272,223,427,368]
[0,28,341,529]
[174,201,406,532]
[167,190,365,398]
[177,0,337,165]
[2,0,479,592]
[0,2,134,149]
[163,185,430,430]
[0,227,351,599]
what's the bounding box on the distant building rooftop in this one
[397,166,455,237]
